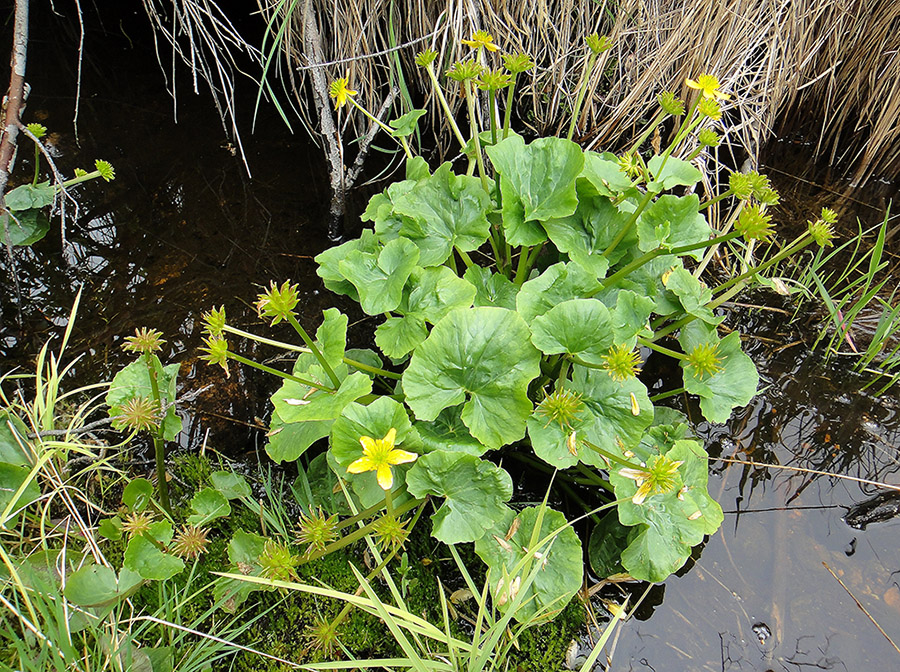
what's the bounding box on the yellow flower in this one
[685,74,730,101]
[329,76,357,109]
[461,30,499,52]
[618,454,683,505]
[347,428,417,490]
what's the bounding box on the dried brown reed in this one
[149,0,900,185]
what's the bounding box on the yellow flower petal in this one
[359,435,377,453]
[383,427,397,448]
[376,464,394,490]
[347,456,375,474]
[632,481,651,505]
[385,449,418,466]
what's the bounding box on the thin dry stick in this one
[822,561,900,656]
[717,457,900,493]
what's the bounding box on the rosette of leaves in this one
[259,128,768,607]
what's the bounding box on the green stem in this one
[638,337,686,361]
[488,89,498,146]
[464,80,490,195]
[455,247,475,270]
[348,98,412,160]
[514,246,531,285]
[425,64,467,151]
[222,324,307,353]
[567,51,599,141]
[384,487,395,519]
[574,463,615,492]
[285,313,341,389]
[226,351,333,391]
[580,438,644,471]
[649,387,685,402]
[343,357,401,380]
[711,234,813,298]
[602,188,655,258]
[503,73,518,140]
[596,230,745,293]
[60,170,102,189]
[143,353,171,516]
[629,110,667,154]
[699,188,735,211]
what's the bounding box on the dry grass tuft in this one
[150,0,900,185]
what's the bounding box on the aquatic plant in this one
[201,33,837,619]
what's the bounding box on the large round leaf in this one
[474,506,583,622]
[529,298,615,363]
[406,450,512,544]
[402,307,541,450]
[415,407,487,457]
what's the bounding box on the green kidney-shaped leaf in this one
[647,155,702,191]
[487,135,584,246]
[106,358,182,441]
[611,439,723,582]
[123,478,153,512]
[464,266,519,310]
[210,471,252,500]
[588,512,630,579]
[64,564,143,608]
[580,151,633,197]
[529,298,615,363]
[403,307,541,450]
[406,450,513,544]
[415,407,487,457]
[339,237,420,315]
[663,267,721,325]
[315,229,380,300]
[391,162,492,266]
[516,262,601,324]
[272,371,372,424]
[389,109,427,137]
[4,182,56,210]
[188,487,231,525]
[0,463,41,524]
[678,321,759,423]
[474,506,583,622]
[124,535,185,581]
[375,315,428,360]
[0,209,51,246]
[637,194,710,256]
[265,413,332,463]
[0,411,31,466]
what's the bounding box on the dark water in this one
[2,5,900,671]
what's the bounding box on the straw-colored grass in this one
[146,0,900,185]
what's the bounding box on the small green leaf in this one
[123,478,153,512]
[487,135,584,246]
[392,163,492,266]
[0,411,31,466]
[389,109,427,137]
[210,471,251,500]
[637,194,710,256]
[588,513,630,578]
[580,151,633,197]
[403,307,541,450]
[314,229,380,300]
[474,506,583,622]
[647,155,702,191]
[529,298,615,363]
[330,397,417,472]
[188,487,231,525]
[64,564,127,608]
[415,407,486,456]
[124,535,185,581]
[339,237,420,315]
[98,517,123,541]
[663,267,721,325]
[0,463,41,523]
[4,182,55,210]
[272,371,372,424]
[375,315,428,360]
[464,266,519,310]
[406,450,513,544]
[265,413,331,463]
[0,209,51,246]
[516,262,601,324]
[678,321,759,423]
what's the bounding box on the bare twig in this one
[823,561,900,656]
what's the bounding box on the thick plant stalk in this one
[0,0,28,200]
